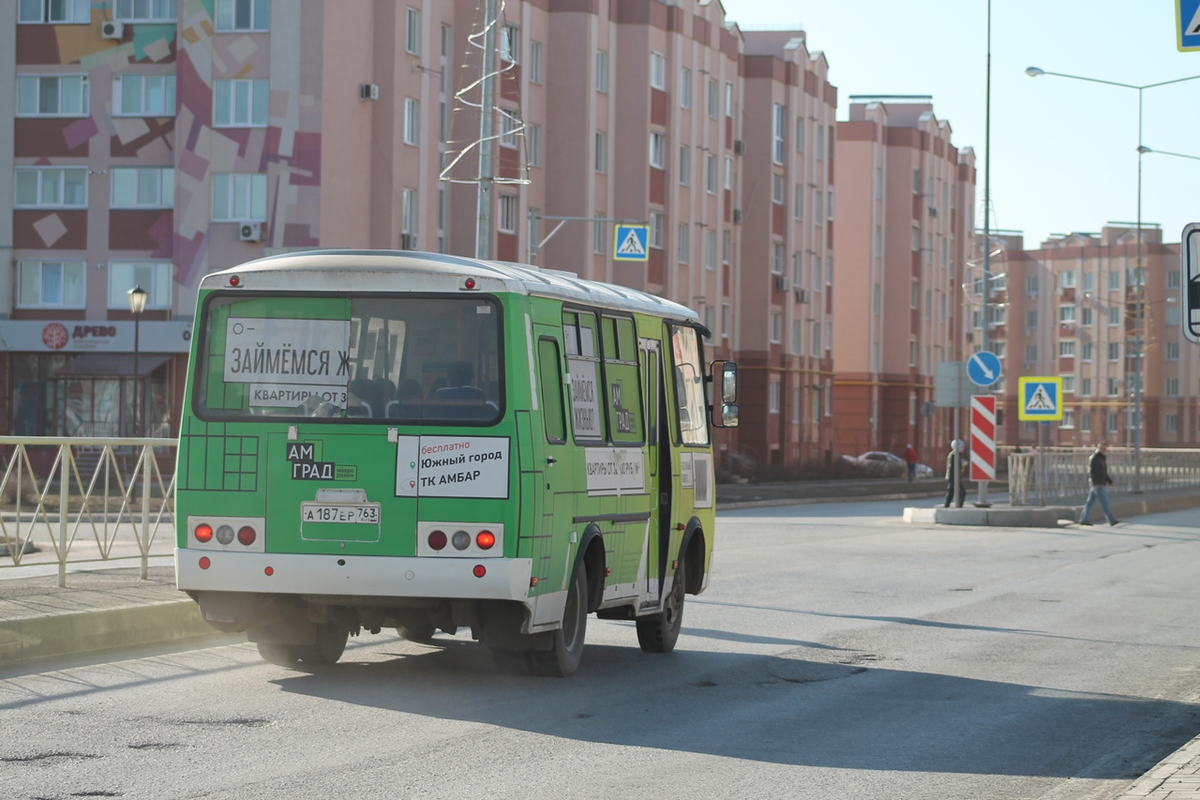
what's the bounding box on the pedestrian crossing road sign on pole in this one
[1018,376,1063,421]
[1179,0,1200,51]
[613,225,650,262]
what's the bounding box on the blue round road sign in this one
[967,350,1002,387]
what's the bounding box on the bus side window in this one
[537,338,567,443]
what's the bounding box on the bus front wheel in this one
[530,568,588,677]
[636,555,685,653]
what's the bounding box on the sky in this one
[722,0,1200,250]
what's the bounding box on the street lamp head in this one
[127,284,148,315]
[1137,145,1151,154]
[1025,66,1045,77]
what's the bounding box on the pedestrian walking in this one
[903,444,918,482]
[944,440,966,508]
[1079,441,1119,526]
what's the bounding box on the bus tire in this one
[636,555,685,653]
[297,623,348,665]
[256,641,301,666]
[399,623,437,643]
[530,567,588,677]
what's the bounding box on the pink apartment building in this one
[0,0,751,455]
[736,31,837,470]
[970,226,1197,449]
[833,97,977,461]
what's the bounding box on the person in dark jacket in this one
[944,440,966,508]
[1079,441,1119,526]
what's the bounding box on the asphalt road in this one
[2,498,1199,800]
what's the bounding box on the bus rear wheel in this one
[636,555,685,653]
[297,623,349,665]
[256,641,301,666]
[530,568,588,677]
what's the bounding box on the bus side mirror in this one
[709,360,738,404]
[717,403,739,428]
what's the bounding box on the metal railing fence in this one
[0,436,177,586]
[1008,447,1200,506]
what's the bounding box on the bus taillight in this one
[476,530,496,550]
[194,524,214,543]
[428,530,447,550]
[237,526,257,546]
[215,525,235,545]
[451,530,471,550]
[473,565,486,578]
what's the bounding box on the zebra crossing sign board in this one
[613,225,649,262]
[1018,376,1062,421]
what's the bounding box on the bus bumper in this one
[175,549,534,603]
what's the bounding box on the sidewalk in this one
[0,478,1197,798]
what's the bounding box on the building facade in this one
[832,97,976,461]
[971,225,1198,449]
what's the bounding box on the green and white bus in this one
[175,250,738,676]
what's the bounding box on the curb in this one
[1118,734,1200,798]
[0,599,222,667]
[718,490,945,511]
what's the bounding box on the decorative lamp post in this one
[127,284,147,437]
[1024,66,1200,492]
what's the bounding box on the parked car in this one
[841,451,935,479]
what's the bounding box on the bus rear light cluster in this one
[418,522,503,557]
[186,515,266,553]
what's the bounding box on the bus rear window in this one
[196,293,503,424]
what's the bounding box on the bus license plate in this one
[301,503,380,524]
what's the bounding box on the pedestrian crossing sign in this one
[1018,376,1063,421]
[613,225,650,262]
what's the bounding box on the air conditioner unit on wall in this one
[239,222,265,242]
[773,276,786,291]
[795,288,808,304]
[732,209,742,224]
[734,139,745,155]
[400,233,417,250]
[359,83,380,101]
[101,20,124,39]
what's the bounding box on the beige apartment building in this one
[833,97,977,462]
[969,226,1197,449]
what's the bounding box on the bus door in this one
[640,338,671,604]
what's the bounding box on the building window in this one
[815,125,824,159]
[795,116,805,152]
[19,0,90,23]
[677,223,689,264]
[791,320,801,354]
[796,185,805,220]
[212,173,267,221]
[1167,270,1181,290]
[107,262,171,309]
[1025,344,1037,363]
[723,231,731,265]
[498,194,518,233]
[1062,410,1075,429]
[595,131,607,174]
[769,311,782,344]
[812,323,822,357]
[403,98,420,145]
[499,109,520,148]
[771,173,784,204]
[1109,306,1120,326]
[1081,378,1091,396]
[1167,341,1180,361]
[111,167,173,208]
[1107,378,1120,396]
[17,261,85,308]
[527,123,541,167]
[596,51,608,93]
[215,0,269,31]
[705,230,716,270]
[721,303,730,339]
[772,103,785,164]
[648,211,664,250]
[813,192,823,223]
[1026,274,1039,296]
[1026,309,1038,328]
[650,52,666,90]
[500,25,519,63]
[1059,340,1076,358]
[401,188,418,239]
[707,78,718,118]
[1082,342,1093,361]
[113,74,175,117]
[1080,411,1092,432]
[405,7,420,54]
[706,154,717,194]
[592,217,605,255]
[768,376,781,414]
[649,132,666,169]
[15,167,87,208]
[724,82,733,117]
[214,79,268,127]
[1107,413,1119,433]
[679,145,690,185]
[529,41,543,84]
[1060,270,1076,288]
[909,340,917,366]
[1166,377,1179,396]
[1063,375,1076,393]
[16,74,89,117]
[1109,270,1121,290]
[1059,305,1076,324]
[792,387,801,424]
[679,68,691,109]
[1081,307,1092,326]
[1166,414,1179,434]
[1108,342,1120,361]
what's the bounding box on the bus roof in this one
[203,250,700,323]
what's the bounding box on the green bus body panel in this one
[176,282,716,605]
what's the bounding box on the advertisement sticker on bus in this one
[223,317,351,387]
[395,435,510,499]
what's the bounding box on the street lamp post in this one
[1024,66,1200,492]
[127,285,147,437]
